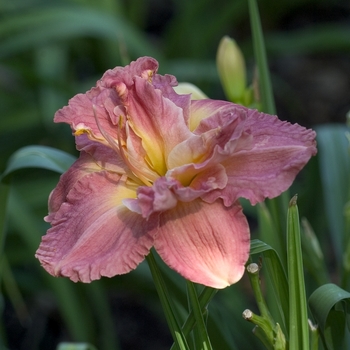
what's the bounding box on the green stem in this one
[309,320,319,350]
[246,260,275,326]
[170,287,217,350]
[248,0,276,115]
[287,195,309,350]
[186,281,213,350]
[242,309,274,349]
[0,182,10,259]
[146,251,189,350]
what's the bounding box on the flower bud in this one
[216,36,247,103]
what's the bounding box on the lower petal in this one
[36,171,157,282]
[154,199,250,288]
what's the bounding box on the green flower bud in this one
[216,36,247,103]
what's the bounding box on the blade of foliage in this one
[1,256,30,325]
[185,281,213,350]
[258,203,286,265]
[345,202,350,285]
[247,0,275,114]
[265,24,350,55]
[146,251,190,350]
[309,320,319,350]
[287,196,309,349]
[257,203,286,328]
[0,183,9,256]
[316,125,350,276]
[85,283,121,350]
[206,286,258,350]
[170,287,218,350]
[0,5,161,59]
[309,283,350,350]
[8,189,96,343]
[1,146,76,183]
[300,219,329,285]
[248,0,290,270]
[34,44,69,126]
[0,182,10,346]
[250,239,289,334]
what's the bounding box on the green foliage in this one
[1,0,350,349]
[287,196,309,349]
[309,284,350,350]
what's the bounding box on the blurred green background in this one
[1,0,350,349]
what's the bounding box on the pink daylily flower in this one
[35,57,317,289]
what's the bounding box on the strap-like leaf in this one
[250,239,289,334]
[287,196,309,349]
[309,283,350,350]
[1,145,76,183]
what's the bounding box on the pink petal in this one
[126,76,192,175]
[76,134,129,175]
[98,56,159,90]
[46,151,101,222]
[203,110,317,206]
[36,171,157,282]
[189,99,237,132]
[123,177,178,218]
[125,165,227,218]
[167,102,251,172]
[55,89,121,144]
[154,200,250,288]
[152,73,191,124]
[54,57,160,144]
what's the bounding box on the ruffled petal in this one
[123,177,178,218]
[124,165,227,219]
[46,151,101,222]
[98,56,159,90]
[126,76,192,175]
[55,89,121,144]
[203,111,317,206]
[76,134,129,175]
[167,103,251,172]
[54,57,160,146]
[36,171,157,282]
[189,99,239,132]
[154,200,250,288]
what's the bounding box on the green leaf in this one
[316,124,350,277]
[0,183,10,257]
[146,251,190,350]
[287,195,309,349]
[170,287,217,350]
[300,219,329,285]
[250,239,289,334]
[265,24,350,55]
[186,281,213,350]
[0,5,160,59]
[248,0,275,114]
[8,189,96,342]
[1,146,76,183]
[309,283,350,350]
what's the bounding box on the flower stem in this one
[245,259,287,349]
[145,251,189,350]
[170,287,217,350]
[248,0,276,115]
[186,281,213,350]
[246,261,275,326]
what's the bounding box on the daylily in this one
[35,57,317,289]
